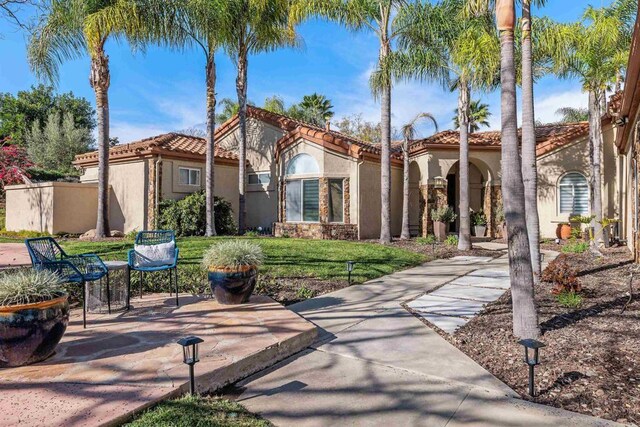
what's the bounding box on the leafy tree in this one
[453,100,491,133]
[29,0,170,238]
[263,95,286,114]
[555,106,589,123]
[334,113,398,144]
[225,0,299,234]
[497,0,539,339]
[0,84,95,147]
[0,0,40,32]
[400,113,438,240]
[540,0,634,250]
[25,110,92,172]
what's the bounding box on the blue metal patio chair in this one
[128,230,179,306]
[25,237,108,329]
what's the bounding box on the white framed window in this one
[558,172,589,215]
[287,153,320,175]
[286,179,319,222]
[179,167,201,186]
[248,172,271,185]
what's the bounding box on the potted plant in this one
[203,240,264,304]
[431,205,457,242]
[472,210,488,237]
[0,269,69,367]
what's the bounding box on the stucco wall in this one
[161,159,239,221]
[5,182,99,234]
[218,118,284,229]
[80,160,147,233]
[536,125,617,238]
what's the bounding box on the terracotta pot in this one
[433,221,447,242]
[474,225,487,237]
[556,223,572,240]
[208,265,257,305]
[0,294,69,367]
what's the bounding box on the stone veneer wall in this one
[275,177,355,240]
[274,223,358,240]
[423,185,448,237]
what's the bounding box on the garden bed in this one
[448,247,639,425]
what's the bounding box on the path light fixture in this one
[346,261,355,285]
[177,336,204,394]
[518,338,546,397]
[540,253,545,262]
[555,238,561,245]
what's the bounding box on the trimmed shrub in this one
[158,191,236,237]
[431,205,457,223]
[444,235,459,246]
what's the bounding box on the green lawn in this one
[61,236,426,284]
[126,395,271,427]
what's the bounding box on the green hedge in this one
[158,191,236,237]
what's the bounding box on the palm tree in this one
[400,113,438,240]
[298,93,334,123]
[294,0,405,244]
[173,0,231,237]
[540,0,634,250]
[226,0,299,235]
[496,0,539,339]
[555,106,589,123]
[215,98,240,124]
[391,0,499,251]
[28,0,165,238]
[467,0,548,283]
[453,99,492,133]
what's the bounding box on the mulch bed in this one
[448,246,639,425]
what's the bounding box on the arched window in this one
[286,153,319,176]
[558,172,589,215]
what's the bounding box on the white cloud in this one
[534,89,588,124]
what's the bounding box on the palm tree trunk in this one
[379,38,392,244]
[401,138,410,240]
[458,82,471,251]
[90,48,110,238]
[521,0,541,280]
[589,90,604,250]
[498,0,540,339]
[205,53,217,237]
[236,48,248,235]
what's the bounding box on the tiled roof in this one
[74,133,238,166]
[409,122,590,157]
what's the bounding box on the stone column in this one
[493,185,503,239]
[319,178,329,223]
[424,184,448,236]
[483,183,494,238]
[419,184,429,237]
[278,180,286,223]
[147,158,157,229]
[343,178,351,224]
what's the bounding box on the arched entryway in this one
[445,160,489,232]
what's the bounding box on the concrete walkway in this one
[234,250,619,427]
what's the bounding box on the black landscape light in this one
[177,336,204,394]
[518,338,546,397]
[346,261,355,285]
[540,252,545,262]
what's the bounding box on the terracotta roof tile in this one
[74,133,238,165]
[409,122,590,157]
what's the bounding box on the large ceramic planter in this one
[555,223,572,240]
[208,266,258,305]
[433,221,447,242]
[474,225,487,237]
[0,294,69,367]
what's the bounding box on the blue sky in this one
[0,1,615,143]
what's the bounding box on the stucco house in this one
[5,104,623,241]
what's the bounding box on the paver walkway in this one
[0,242,31,268]
[234,249,618,427]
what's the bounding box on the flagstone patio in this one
[0,293,316,426]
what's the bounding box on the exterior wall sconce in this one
[177,336,204,394]
[431,176,446,189]
[518,338,546,397]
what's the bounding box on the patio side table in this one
[86,261,130,314]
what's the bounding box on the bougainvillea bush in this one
[0,143,32,194]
